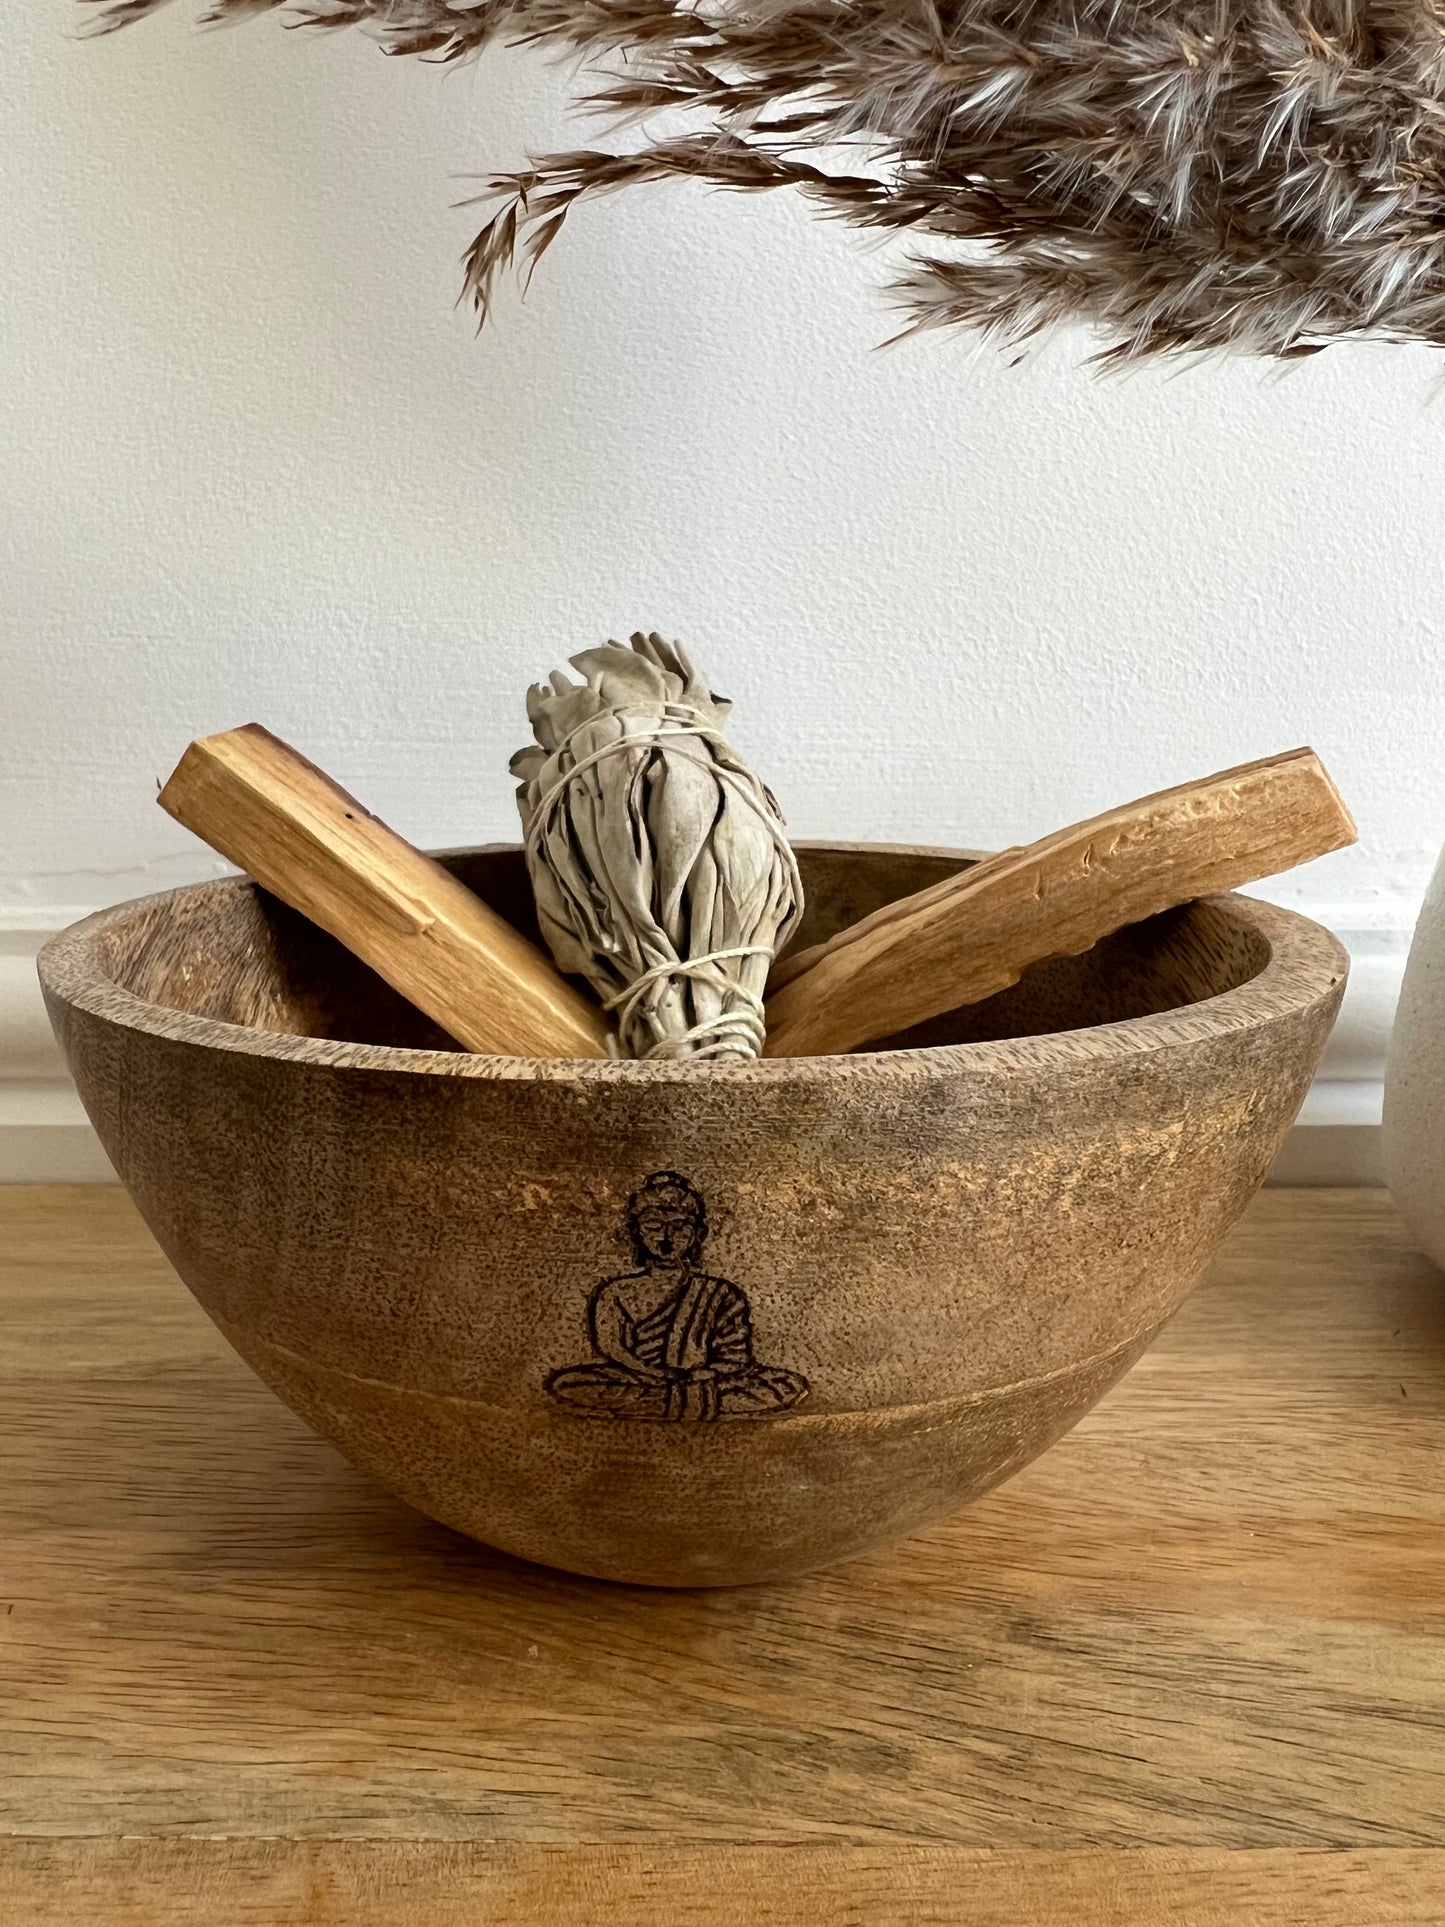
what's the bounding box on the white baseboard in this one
[0,932,117,1181]
[0,1080,118,1182]
[0,911,1406,1188]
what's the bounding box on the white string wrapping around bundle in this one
[511,633,804,1064]
[525,720,783,1058]
[522,711,804,923]
[601,944,772,1061]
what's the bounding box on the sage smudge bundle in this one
[511,633,802,1062]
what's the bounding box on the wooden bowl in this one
[40,843,1346,1587]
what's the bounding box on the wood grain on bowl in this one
[37,844,1347,1586]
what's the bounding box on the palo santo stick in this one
[159,725,610,1058]
[763,748,1356,1058]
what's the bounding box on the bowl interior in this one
[87,844,1263,1055]
[92,844,1271,1055]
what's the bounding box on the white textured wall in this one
[4,3,1442,1173]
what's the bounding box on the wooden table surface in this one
[3,1185,1445,1925]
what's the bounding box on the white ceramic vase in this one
[1384,847,1445,1266]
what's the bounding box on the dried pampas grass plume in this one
[84,0,1445,359]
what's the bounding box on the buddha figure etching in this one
[546,1171,810,1422]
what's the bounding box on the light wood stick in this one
[763,748,1356,1058]
[159,725,611,1058]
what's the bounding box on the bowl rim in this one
[37,839,1349,1085]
